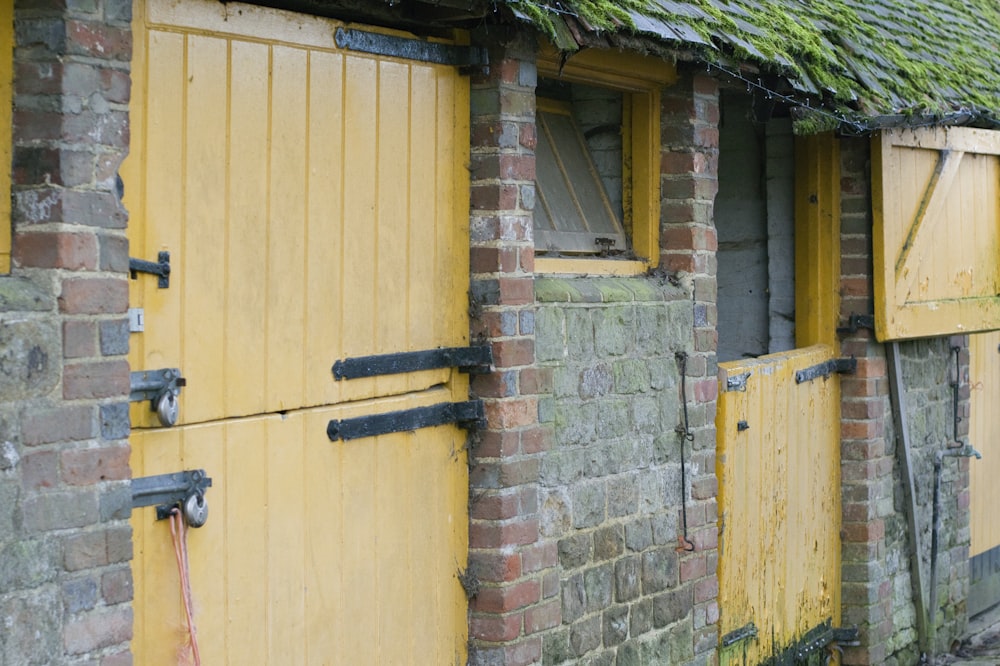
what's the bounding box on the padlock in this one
[155,390,179,427]
[183,492,209,528]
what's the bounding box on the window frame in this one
[534,47,675,275]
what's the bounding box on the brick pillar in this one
[837,136,894,665]
[660,67,722,660]
[466,34,559,666]
[4,0,133,663]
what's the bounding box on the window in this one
[534,48,675,274]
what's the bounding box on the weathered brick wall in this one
[467,51,720,665]
[838,137,971,665]
[1,1,133,664]
[534,277,707,664]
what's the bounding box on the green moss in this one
[506,0,1000,124]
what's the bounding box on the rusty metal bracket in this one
[795,357,856,384]
[836,313,875,335]
[725,371,751,392]
[721,621,758,647]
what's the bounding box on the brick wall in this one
[467,52,721,664]
[838,137,971,665]
[1,1,133,664]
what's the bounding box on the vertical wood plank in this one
[267,46,309,412]
[225,39,270,416]
[183,34,228,423]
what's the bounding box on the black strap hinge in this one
[721,621,757,647]
[131,469,211,516]
[335,28,488,70]
[129,251,170,288]
[795,357,856,384]
[327,400,484,441]
[333,346,493,380]
[837,313,875,335]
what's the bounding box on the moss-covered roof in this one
[504,0,1000,130]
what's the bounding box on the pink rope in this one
[169,508,201,666]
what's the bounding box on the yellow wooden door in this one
[717,345,842,665]
[872,128,1000,341]
[969,331,1000,614]
[123,0,471,662]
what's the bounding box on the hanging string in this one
[169,508,201,666]
[674,351,696,552]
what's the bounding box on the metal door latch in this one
[795,357,857,384]
[132,469,212,528]
[130,368,186,427]
[129,251,171,288]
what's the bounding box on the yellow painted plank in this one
[794,133,840,350]
[266,45,309,412]
[129,28,186,430]
[375,60,412,399]
[183,33,229,423]
[266,414,306,663]
[225,39,270,415]
[970,332,1000,556]
[222,418,269,663]
[304,50,345,408]
[0,1,12,273]
[376,431,414,662]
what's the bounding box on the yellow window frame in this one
[1,1,12,273]
[534,47,676,275]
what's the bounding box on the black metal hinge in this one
[335,27,488,70]
[836,313,875,335]
[721,621,758,647]
[332,346,492,380]
[795,357,857,384]
[129,251,170,288]
[132,469,211,518]
[327,400,485,441]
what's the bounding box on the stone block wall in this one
[1,1,133,664]
[838,137,972,665]
[534,277,708,664]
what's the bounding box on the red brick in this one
[521,541,557,574]
[841,459,878,482]
[518,246,534,272]
[484,397,537,429]
[524,599,560,634]
[63,360,130,399]
[63,320,97,359]
[58,277,128,314]
[493,338,534,368]
[690,476,717,500]
[61,445,130,485]
[519,124,536,150]
[679,553,707,582]
[471,550,522,583]
[471,246,500,274]
[63,607,133,655]
[842,519,885,543]
[472,579,541,613]
[519,368,552,395]
[470,612,522,641]
[14,231,98,270]
[499,277,533,305]
[691,526,718,551]
[693,575,719,603]
[520,425,552,454]
[471,491,522,521]
[469,518,539,549]
[472,371,517,399]
[474,430,521,459]
[14,61,63,96]
[22,405,94,446]
[499,154,535,181]
[471,184,519,211]
[499,458,539,487]
[67,20,132,61]
[498,216,532,242]
[841,419,879,440]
